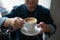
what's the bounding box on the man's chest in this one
[15,9,46,24]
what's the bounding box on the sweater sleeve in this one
[42,8,57,37]
[0,6,18,28]
[0,17,8,28]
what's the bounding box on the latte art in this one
[25,17,37,23]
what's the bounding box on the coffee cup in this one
[24,17,37,32]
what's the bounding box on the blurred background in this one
[0,0,51,12]
[0,0,60,40]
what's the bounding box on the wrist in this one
[3,18,12,27]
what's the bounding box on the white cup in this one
[24,17,37,32]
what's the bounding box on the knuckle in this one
[14,19,17,22]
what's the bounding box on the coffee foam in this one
[25,17,37,23]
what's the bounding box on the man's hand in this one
[37,22,51,33]
[4,17,24,30]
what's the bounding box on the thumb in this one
[37,22,44,28]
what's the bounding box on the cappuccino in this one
[25,17,37,23]
[24,17,37,32]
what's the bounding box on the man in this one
[0,0,56,40]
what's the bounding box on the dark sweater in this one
[1,4,56,40]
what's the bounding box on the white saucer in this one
[20,25,42,36]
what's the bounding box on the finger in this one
[12,20,20,29]
[15,17,24,22]
[15,21,23,28]
[17,22,24,27]
[15,17,24,24]
[16,19,24,26]
[17,19,24,27]
[15,24,23,29]
[37,22,44,28]
[15,17,20,19]
[18,18,24,22]
[13,23,22,30]
[18,18,25,24]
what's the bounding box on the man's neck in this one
[27,6,36,12]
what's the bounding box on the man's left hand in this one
[37,22,51,33]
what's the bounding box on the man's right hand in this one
[4,17,24,30]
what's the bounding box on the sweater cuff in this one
[0,17,8,28]
[48,24,56,34]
